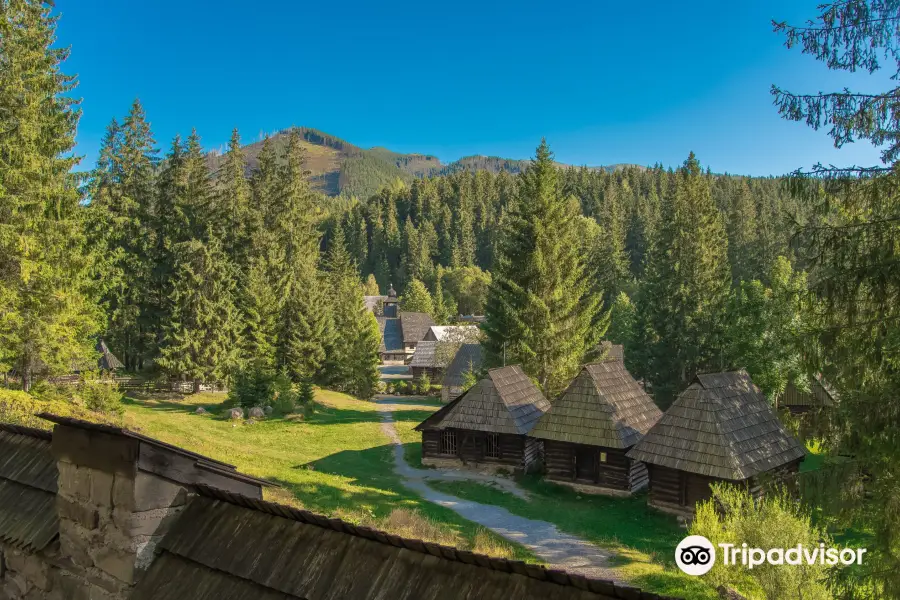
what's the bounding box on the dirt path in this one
[375,398,620,580]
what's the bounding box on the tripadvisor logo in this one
[675,535,867,576]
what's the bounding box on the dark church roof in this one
[399,312,437,344]
[133,485,656,600]
[416,365,550,435]
[0,424,58,552]
[530,361,662,449]
[387,283,398,298]
[626,371,806,480]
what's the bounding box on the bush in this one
[416,374,431,395]
[0,389,122,430]
[272,374,298,415]
[76,373,123,415]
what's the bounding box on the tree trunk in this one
[193,379,201,394]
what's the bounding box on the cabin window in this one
[486,433,500,459]
[440,430,458,456]
[599,452,607,463]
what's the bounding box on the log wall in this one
[543,440,645,492]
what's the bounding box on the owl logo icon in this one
[676,536,716,575]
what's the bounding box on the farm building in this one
[415,365,549,473]
[407,341,451,379]
[398,311,436,355]
[95,339,124,372]
[627,370,805,517]
[441,343,484,403]
[779,374,837,414]
[0,415,670,600]
[529,360,662,495]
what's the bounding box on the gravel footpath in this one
[376,399,619,580]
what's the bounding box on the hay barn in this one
[627,370,805,517]
[529,360,662,495]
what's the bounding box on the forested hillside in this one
[206,127,641,199]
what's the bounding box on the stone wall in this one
[0,426,191,600]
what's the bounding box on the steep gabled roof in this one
[626,370,806,480]
[424,325,480,342]
[530,361,662,449]
[133,485,653,600]
[408,341,448,369]
[0,425,58,551]
[442,344,484,388]
[417,365,549,435]
[382,318,404,351]
[96,339,124,371]
[399,312,437,343]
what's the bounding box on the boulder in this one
[249,406,266,419]
[194,407,207,415]
[264,406,273,415]
[228,407,245,420]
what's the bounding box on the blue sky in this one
[58,0,890,176]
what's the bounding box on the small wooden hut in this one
[780,374,837,414]
[415,365,549,473]
[627,370,805,517]
[529,359,662,495]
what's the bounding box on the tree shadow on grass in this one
[305,406,435,426]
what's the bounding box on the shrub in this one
[272,374,298,415]
[416,374,431,395]
[0,389,122,430]
[76,372,123,414]
[690,483,833,600]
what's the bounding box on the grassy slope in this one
[121,390,534,562]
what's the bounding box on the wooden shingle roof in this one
[442,344,484,388]
[399,312,437,344]
[626,370,806,480]
[381,318,403,352]
[0,425,59,551]
[530,361,662,449]
[781,374,837,408]
[96,339,124,371]
[133,485,663,600]
[416,365,550,435]
[408,341,449,369]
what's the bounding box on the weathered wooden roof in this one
[530,361,662,449]
[600,341,624,361]
[417,366,550,435]
[132,484,665,600]
[0,425,59,551]
[626,370,806,480]
[442,344,484,388]
[424,325,480,342]
[408,341,446,369]
[364,295,387,312]
[781,375,836,408]
[399,312,437,343]
[96,338,124,371]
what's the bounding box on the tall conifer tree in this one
[635,153,730,404]
[482,140,604,396]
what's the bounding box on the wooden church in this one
[627,370,805,517]
[415,365,549,473]
[529,359,663,495]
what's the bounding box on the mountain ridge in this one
[207,127,646,199]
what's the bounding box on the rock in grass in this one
[228,407,245,420]
[249,406,266,419]
[195,407,207,415]
[264,406,273,415]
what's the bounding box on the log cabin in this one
[529,359,662,495]
[415,365,549,473]
[627,370,806,518]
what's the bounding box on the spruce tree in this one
[0,1,101,389]
[482,140,604,396]
[432,266,456,325]
[322,227,380,397]
[595,180,630,303]
[157,236,242,392]
[726,179,760,285]
[635,152,730,404]
[239,255,278,370]
[272,130,330,381]
[401,279,435,316]
[218,128,251,267]
[362,274,380,296]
